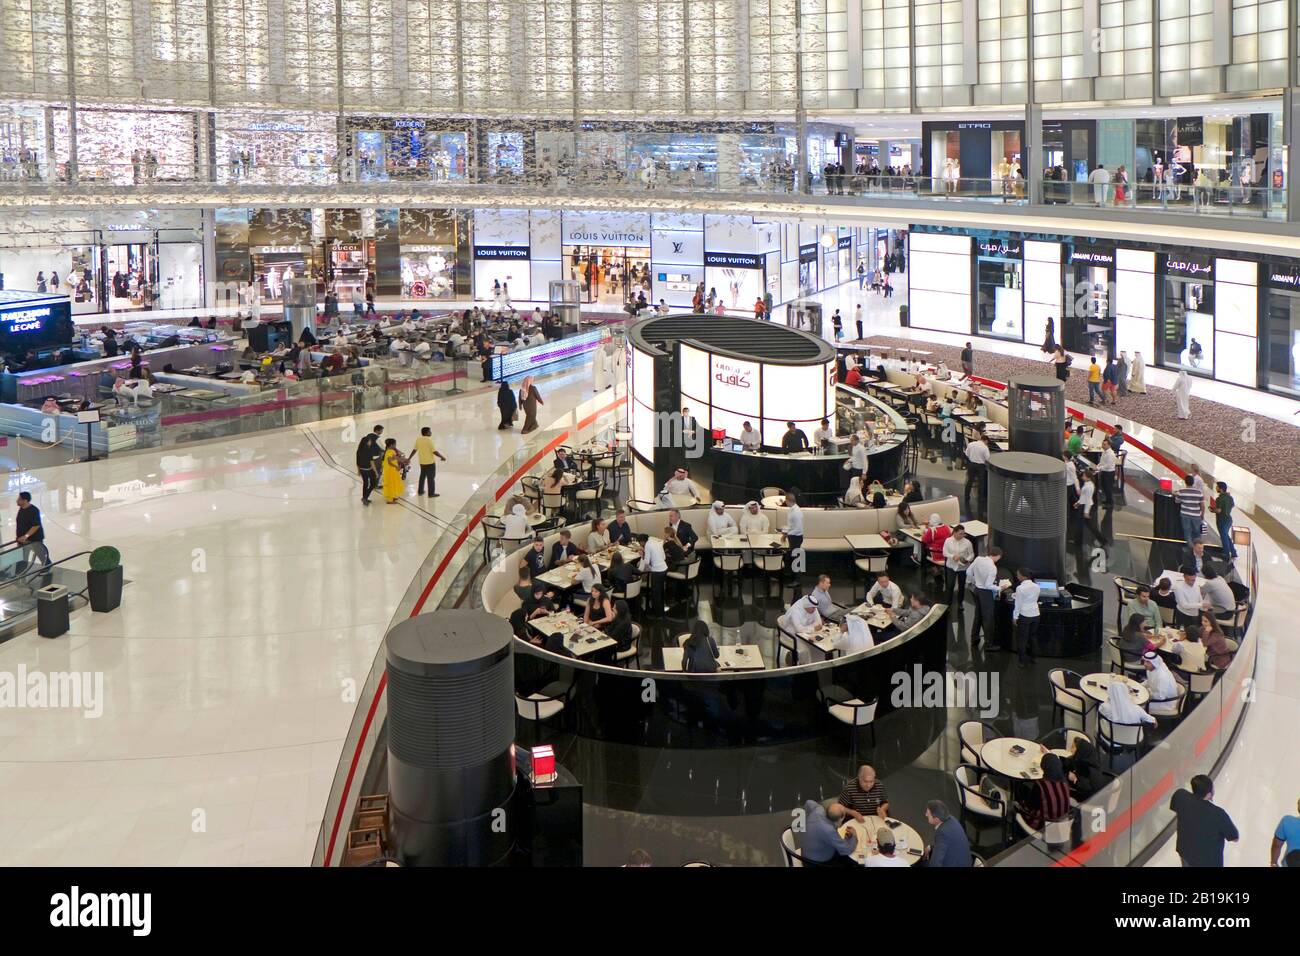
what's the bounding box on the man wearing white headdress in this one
[739,501,769,535]
[502,503,531,541]
[788,595,821,632]
[1143,652,1183,715]
[1099,679,1156,728]
[707,500,737,537]
[843,475,866,507]
[1128,351,1146,393]
[1172,369,1192,419]
[834,614,875,655]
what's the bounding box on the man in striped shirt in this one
[836,764,890,821]
[1175,474,1205,547]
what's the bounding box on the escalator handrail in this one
[0,549,95,596]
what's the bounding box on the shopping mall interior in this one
[0,2,1297,890]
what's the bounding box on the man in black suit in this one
[548,529,583,568]
[355,425,384,505]
[666,509,697,552]
[1181,539,1223,578]
[608,508,633,546]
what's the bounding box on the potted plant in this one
[87,546,123,612]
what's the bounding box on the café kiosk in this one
[626,315,906,505]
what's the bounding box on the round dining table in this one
[839,815,926,866]
[1079,672,1150,708]
[980,738,1058,780]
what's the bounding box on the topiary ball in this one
[89,546,121,573]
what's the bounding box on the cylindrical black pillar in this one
[386,610,517,866]
[987,451,1067,584]
[1007,376,1066,459]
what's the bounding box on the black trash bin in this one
[36,584,69,638]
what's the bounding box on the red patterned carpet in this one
[859,335,1300,487]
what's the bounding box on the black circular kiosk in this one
[626,314,907,505]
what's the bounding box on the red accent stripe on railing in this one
[959,374,1188,481]
[321,393,626,866]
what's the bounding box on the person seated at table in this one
[666,509,698,552]
[844,363,863,387]
[895,501,918,531]
[681,620,720,673]
[887,592,932,631]
[662,528,689,570]
[40,396,59,414]
[739,421,762,451]
[521,581,558,623]
[1181,539,1218,578]
[1124,584,1163,633]
[798,800,857,866]
[1170,626,1208,672]
[241,344,260,361]
[1197,613,1234,669]
[867,478,886,499]
[807,574,837,619]
[541,467,569,498]
[606,550,639,593]
[503,503,532,541]
[739,501,769,535]
[542,632,573,657]
[586,517,611,553]
[706,500,736,537]
[900,482,922,509]
[866,826,908,868]
[921,514,951,564]
[548,529,583,568]
[513,564,537,604]
[607,508,633,546]
[833,614,875,655]
[582,584,614,629]
[843,476,866,507]
[869,491,887,509]
[553,447,577,474]
[1099,680,1157,729]
[573,555,602,604]
[836,764,890,821]
[1151,576,1176,610]
[321,348,346,374]
[867,571,904,609]
[921,800,970,867]
[1119,612,1161,658]
[1062,738,1104,800]
[658,468,701,504]
[1201,566,1235,615]
[780,420,810,453]
[1143,651,1183,716]
[1016,753,1072,832]
[606,599,635,653]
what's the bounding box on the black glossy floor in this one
[496,452,1205,866]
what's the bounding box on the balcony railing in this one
[0,160,1287,221]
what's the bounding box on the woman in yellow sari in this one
[380,437,407,503]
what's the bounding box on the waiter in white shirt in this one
[865,571,904,609]
[964,426,990,517]
[847,433,870,484]
[1011,567,1041,667]
[942,524,975,607]
[812,418,834,452]
[1062,452,1080,508]
[781,488,805,554]
[739,421,762,451]
[638,532,669,611]
[1075,470,1104,543]
[706,501,737,537]
[966,545,1004,648]
[1096,445,1118,507]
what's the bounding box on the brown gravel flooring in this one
[859,335,1300,487]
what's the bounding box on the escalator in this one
[0,540,93,645]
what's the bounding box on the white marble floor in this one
[799,280,1300,431]
[0,366,598,866]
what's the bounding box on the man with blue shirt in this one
[1271,797,1300,867]
[798,799,857,866]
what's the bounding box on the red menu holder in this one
[531,745,556,782]
[1158,478,1173,492]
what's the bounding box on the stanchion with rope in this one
[446,357,464,396]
